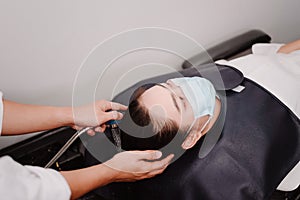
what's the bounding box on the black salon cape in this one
[86,64,300,200]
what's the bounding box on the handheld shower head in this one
[106,120,122,152]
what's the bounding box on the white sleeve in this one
[252,43,284,55]
[0,92,3,136]
[0,156,71,200]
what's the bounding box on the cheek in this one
[180,104,195,129]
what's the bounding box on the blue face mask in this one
[170,77,216,134]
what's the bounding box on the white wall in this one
[1,0,300,106]
[0,0,300,147]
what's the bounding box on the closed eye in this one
[179,96,187,110]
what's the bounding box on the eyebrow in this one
[171,93,180,112]
[157,83,180,113]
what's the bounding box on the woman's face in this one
[139,79,195,130]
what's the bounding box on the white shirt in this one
[216,43,300,191]
[217,43,300,119]
[0,93,71,199]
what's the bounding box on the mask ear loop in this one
[199,116,212,134]
[184,115,212,140]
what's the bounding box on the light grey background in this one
[1,0,300,148]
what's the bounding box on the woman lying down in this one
[119,40,300,199]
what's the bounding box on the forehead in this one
[139,85,179,121]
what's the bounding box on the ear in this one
[181,130,202,149]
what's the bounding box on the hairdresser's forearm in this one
[1,99,73,135]
[278,39,300,53]
[61,150,174,199]
[60,164,117,200]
